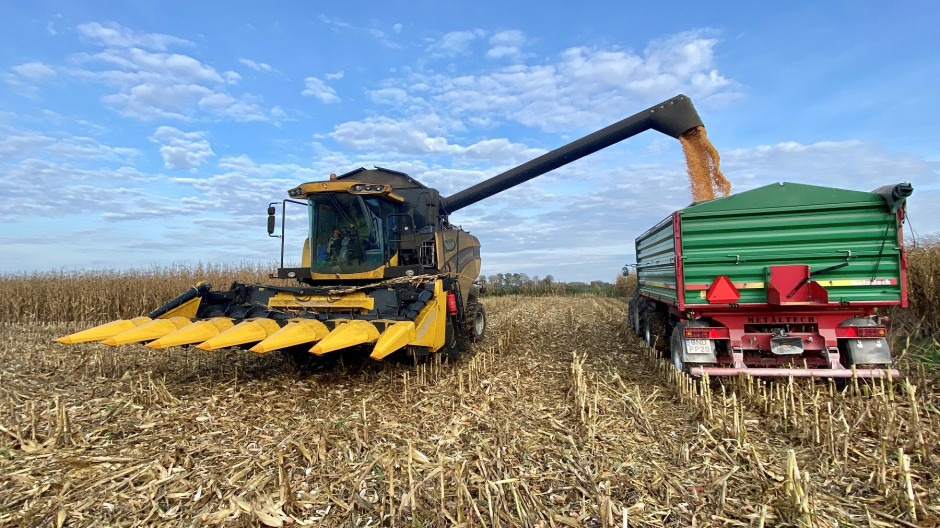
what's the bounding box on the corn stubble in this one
[1,295,937,527]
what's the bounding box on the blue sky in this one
[2,1,938,281]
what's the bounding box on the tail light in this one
[684,327,710,339]
[856,326,887,338]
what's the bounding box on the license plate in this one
[686,339,712,355]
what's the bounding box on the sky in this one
[2,1,938,282]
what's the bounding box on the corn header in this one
[58,95,706,360]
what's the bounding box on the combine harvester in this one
[59,95,707,361]
[629,181,912,378]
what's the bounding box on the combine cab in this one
[59,95,707,360]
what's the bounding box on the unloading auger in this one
[58,95,705,360]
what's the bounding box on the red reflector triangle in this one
[706,275,740,303]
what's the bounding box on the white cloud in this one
[76,21,194,51]
[376,29,742,133]
[301,76,340,104]
[0,128,139,163]
[330,114,545,167]
[722,140,937,190]
[238,58,272,72]
[101,82,212,120]
[426,30,488,59]
[12,62,57,80]
[486,30,529,60]
[65,21,271,122]
[317,15,401,48]
[150,126,215,171]
[223,70,241,84]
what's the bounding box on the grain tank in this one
[629,182,912,378]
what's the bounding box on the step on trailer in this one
[628,182,912,379]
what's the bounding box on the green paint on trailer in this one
[635,182,906,308]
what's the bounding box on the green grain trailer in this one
[628,181,912,378]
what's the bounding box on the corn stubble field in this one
[1,262,939,527]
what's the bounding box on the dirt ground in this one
[1,295,937,527]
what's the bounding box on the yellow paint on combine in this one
[310,320,380,356]
[309,269,388,280]
[101,317,192,346]
[295,180,405,202]
[267,291,375,311]
[370,321,416,360]
[249,319,330,354]
[411,280,447,351]
[195,318,281,350]
[145,317,235,349]
[56,316,152,344]
[157,296,203,319]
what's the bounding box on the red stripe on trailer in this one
[898,208,909,308]
[673,211,687,311]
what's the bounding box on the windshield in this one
[308,193,398,274]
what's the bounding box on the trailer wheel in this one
[627,295,640,335]
[644,310,667,354]
[670,326,688,374]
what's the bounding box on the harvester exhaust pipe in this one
[441,94,704,213]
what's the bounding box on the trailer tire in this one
[670,326,688,374]
[644,310,668,354]
[628,295,641,335]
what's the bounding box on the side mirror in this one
[266,205,277,236]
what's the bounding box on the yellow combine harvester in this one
[58,95,705,360]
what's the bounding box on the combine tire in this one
[444,320,463,360]
[468,303,486,342]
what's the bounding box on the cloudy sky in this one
[2,2,937,281]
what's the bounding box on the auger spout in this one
[441,94,703,213]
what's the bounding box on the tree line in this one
[478,272,637,298]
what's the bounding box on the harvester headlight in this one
[287,271,296,278]
[288,187,304,197]
[351,184,386,193]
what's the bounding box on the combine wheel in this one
[469,304,487,342]
[445,320,458,349]
[444,319,469,360]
